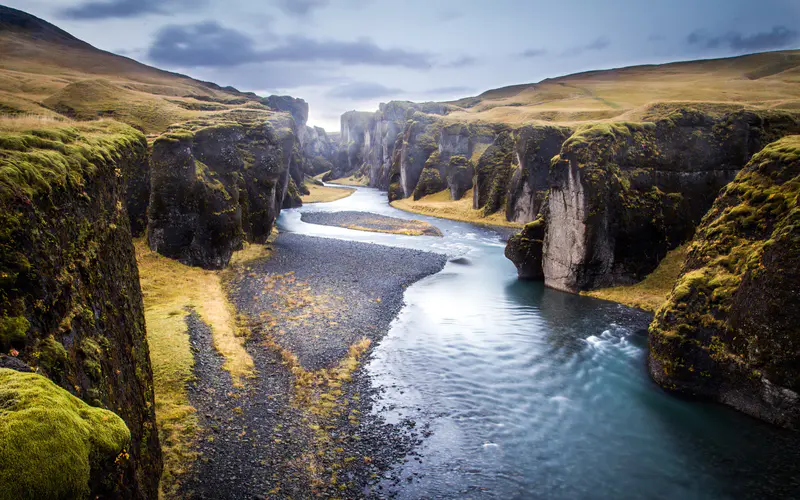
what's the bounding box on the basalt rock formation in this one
[0,121,161,498]
[148,110,297,269]
[504,108,799,292]
[648,135,800,428]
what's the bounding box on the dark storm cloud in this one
[327,82,402,100]
[277,0,328,16]
[60,0,191,19]
[688,26,798,52]
[561,37,610,57]
[147,22,434,69]
[520,48,547,58]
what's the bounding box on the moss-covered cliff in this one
[540,109,798,292]
[148,110,297,269]
[649,135,800,428]
[0,120,161,497]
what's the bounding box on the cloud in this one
[443,56,478,68]
[562,37,610,57]
[520,48,547,58]
[420,86,472,96]
[60,0,190,19]
[688,26,798,52]
[147,21,434,69]
[326,82,403,100]
[277,0,328,16]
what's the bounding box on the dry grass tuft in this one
[392,189,523,228]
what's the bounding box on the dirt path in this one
[179,233,446,498]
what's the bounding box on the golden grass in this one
[302,183,355,203]
[0,113,74,131]
[135,240,256,495]
[392,189,523,228]
[584,245,688,312]
[329,174,369,186]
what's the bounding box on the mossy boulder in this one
[0,368,131,500]
[649,135,800,427]
[388,182,404,202]
[148,110,297,269]
[542,109,799,292]
[0,120,161,498]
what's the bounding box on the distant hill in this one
[444,50,800,125]
[0,5,269,134]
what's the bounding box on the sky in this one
[8,0,800,131]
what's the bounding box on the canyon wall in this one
[148,110,298,269]
[649,135,800,428]
[0,121,161,498]
[506,109,799,292]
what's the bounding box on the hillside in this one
[0,5,270,134]
[444,50,800,124]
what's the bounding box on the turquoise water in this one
[280,186,800,499]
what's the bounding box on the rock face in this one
[505,218,546,280]
[0,121,162,498]
[649,135,800,428]
[540,109,799,292]
[506,125,573,222]
[148,110,297,269]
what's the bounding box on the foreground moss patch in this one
[585,245,688,312]
[0,368,130,500]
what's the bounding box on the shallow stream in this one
[279,186,800,499]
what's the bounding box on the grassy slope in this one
[444,51,800,125]
[392,189,523,228]
[301,182,355,203]
[0,6,268,135]
[330,173,370,186]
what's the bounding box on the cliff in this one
[148,110,298,269]
[0,120,161,498]
[649,135,800,428]
[506,108,799,292]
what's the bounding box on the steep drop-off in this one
[148,110,298,269]
[507,108,799,292]
[649,135,800,428]
[0,121,161,498]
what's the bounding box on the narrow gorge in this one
[1,4,800,499]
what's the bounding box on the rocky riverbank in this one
[179,233,446,498]
[301,211,443,237]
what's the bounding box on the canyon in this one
[1,3,800,499]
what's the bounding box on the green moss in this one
[37,336,68,375]
[0,315,29,349]
[0,368,130,500]
[0,121,146,203]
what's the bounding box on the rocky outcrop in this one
[649,135,800,428]
[505,218,546,280]
[506,125,572,223]
[148,110,297,269]
[540,109,799,292]
[0,121,162,498]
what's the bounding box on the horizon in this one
[6,0,800,131]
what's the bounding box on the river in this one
[279,186,800,499]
